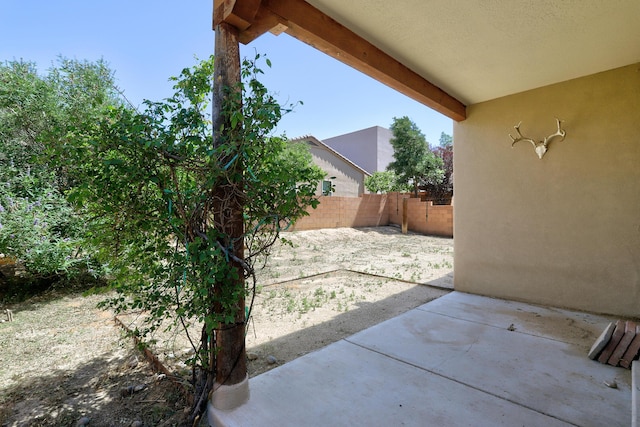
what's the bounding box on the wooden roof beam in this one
[215,0,467,121]
[213,0,262,31]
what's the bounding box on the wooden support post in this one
[402,197,408,234]
[210,20,249,410]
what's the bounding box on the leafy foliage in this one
[0,59,115,284]
[50,54,323,419]
[424,132,454,204]
[364,171,407,194]
[438,131,452,148]
[387,116,444,197]
[3,52,322,421]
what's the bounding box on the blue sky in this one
[1,0,452,144]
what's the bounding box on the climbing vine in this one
[52,54,324,422]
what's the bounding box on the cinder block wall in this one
[291,194,389,230]
[292,193,453,237]
[424,204,454,237]
[388,193,453,237]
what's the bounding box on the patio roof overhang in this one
[213,0,467,121]
[214,0,640,123]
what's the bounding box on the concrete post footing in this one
[207,375,249,426]
[209,375,250,410]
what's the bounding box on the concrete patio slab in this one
[418,292,614,346]
[210,339,573,427]
[210,292,633,426]
[350,293,631,426]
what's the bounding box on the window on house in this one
[322,180,333,196]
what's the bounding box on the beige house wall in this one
[308,145,366,197]
[454,63,640,317]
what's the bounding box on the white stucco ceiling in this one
[305,0,640,105]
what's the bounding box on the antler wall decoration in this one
[509,118,566,159]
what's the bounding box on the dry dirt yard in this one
[0,226,453,426]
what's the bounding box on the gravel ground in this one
[0,226,453,426]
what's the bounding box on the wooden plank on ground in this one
[598,320,625,364]
[620,325,640,369]
[588,321,615,360]
[608,321,637,366]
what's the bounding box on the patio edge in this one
[633,361,639,427]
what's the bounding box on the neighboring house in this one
[323,126,393,174]
[291,136,370,197]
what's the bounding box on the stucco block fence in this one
[290,193,453,237]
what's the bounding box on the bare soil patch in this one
[0,226,453,426]
[0,293,188,427]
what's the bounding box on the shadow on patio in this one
[246,274,451,378]
[211,292,633,426]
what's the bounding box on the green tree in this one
[387,116,444,197]
[364,171,406,193]
[439,131,452,148]
[0,59,116,287]
[424,131,454,204]
[52,54,323,422]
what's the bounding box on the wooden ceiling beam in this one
[237,5,288,44]
[215,0,467,121]
[213,0,263,31]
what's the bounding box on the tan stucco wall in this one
[454,63,640,317]
[309,146,366,197]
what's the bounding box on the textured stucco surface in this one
[307,0,640,105]
[454,63,640,317]
[308,144,366,197]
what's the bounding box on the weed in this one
[286,298,296,313]
[301,297,312,313]
[312,288,327,307]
